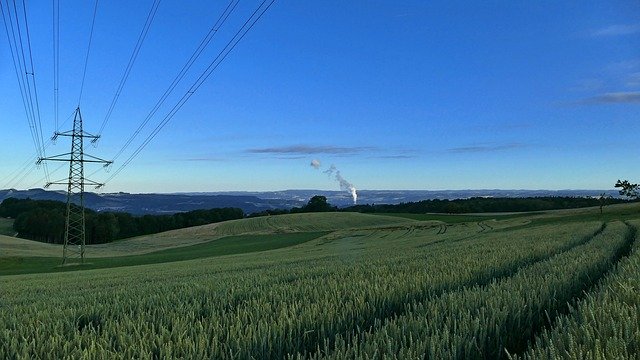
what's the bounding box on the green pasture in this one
[0,231,326,276]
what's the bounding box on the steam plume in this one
[323,164,358,204]
[310,159,321,169]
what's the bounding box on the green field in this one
[1,207,639,359]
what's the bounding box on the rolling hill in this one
[2,205,639,358]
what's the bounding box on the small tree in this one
[303,195,334,212]
[615,179,639,199]
[598,192,611,214]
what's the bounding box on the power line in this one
[1,109,74,189]
[20,0,49,182]
[104,0,276,185]
[12,0,40,153]
[109,0,239,161]
[1,0,49,183]
[27,163,65,189]
[1,156,36,189]
[52,0,59,130]
[2,0,38,153]
[77,0,99,106]
[95,0,162,138]
[1,2,32,139]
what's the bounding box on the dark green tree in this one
[91,213,120,243]
[303,195,334,212]
[615,179,639,199]
[114,213,139,239]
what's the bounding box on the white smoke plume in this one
[323,164,358,204]
[310,159,321,169]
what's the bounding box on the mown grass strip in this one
[0,231,327,276]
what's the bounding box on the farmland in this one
[1,205,639,359]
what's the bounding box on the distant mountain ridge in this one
[0,188,301,215]
[0,188,619,215]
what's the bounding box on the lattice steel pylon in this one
[38,107,112,264]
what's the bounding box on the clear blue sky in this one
[1,1,639,193]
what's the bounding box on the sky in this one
[0,1,639,193]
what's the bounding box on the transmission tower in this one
[38,107,112,264]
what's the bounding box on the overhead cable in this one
[77,0,99,105]
[1,0,49,183]
[95,0,162,138]
[104,0,275,185]
[52,0,59,130]
[110,0,239,161]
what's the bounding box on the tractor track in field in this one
[503,221,638,359]
[285,223,609,359]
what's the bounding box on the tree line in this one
[249,194,634,218]
[248,195,337,217]
[342,196,631,214]
[0,198,244,244]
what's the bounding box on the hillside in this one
[0,212,424,275]
[3,204,637,264]
[2,203,639,358]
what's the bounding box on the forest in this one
[343,196,629,214]
[0,198,244,244]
